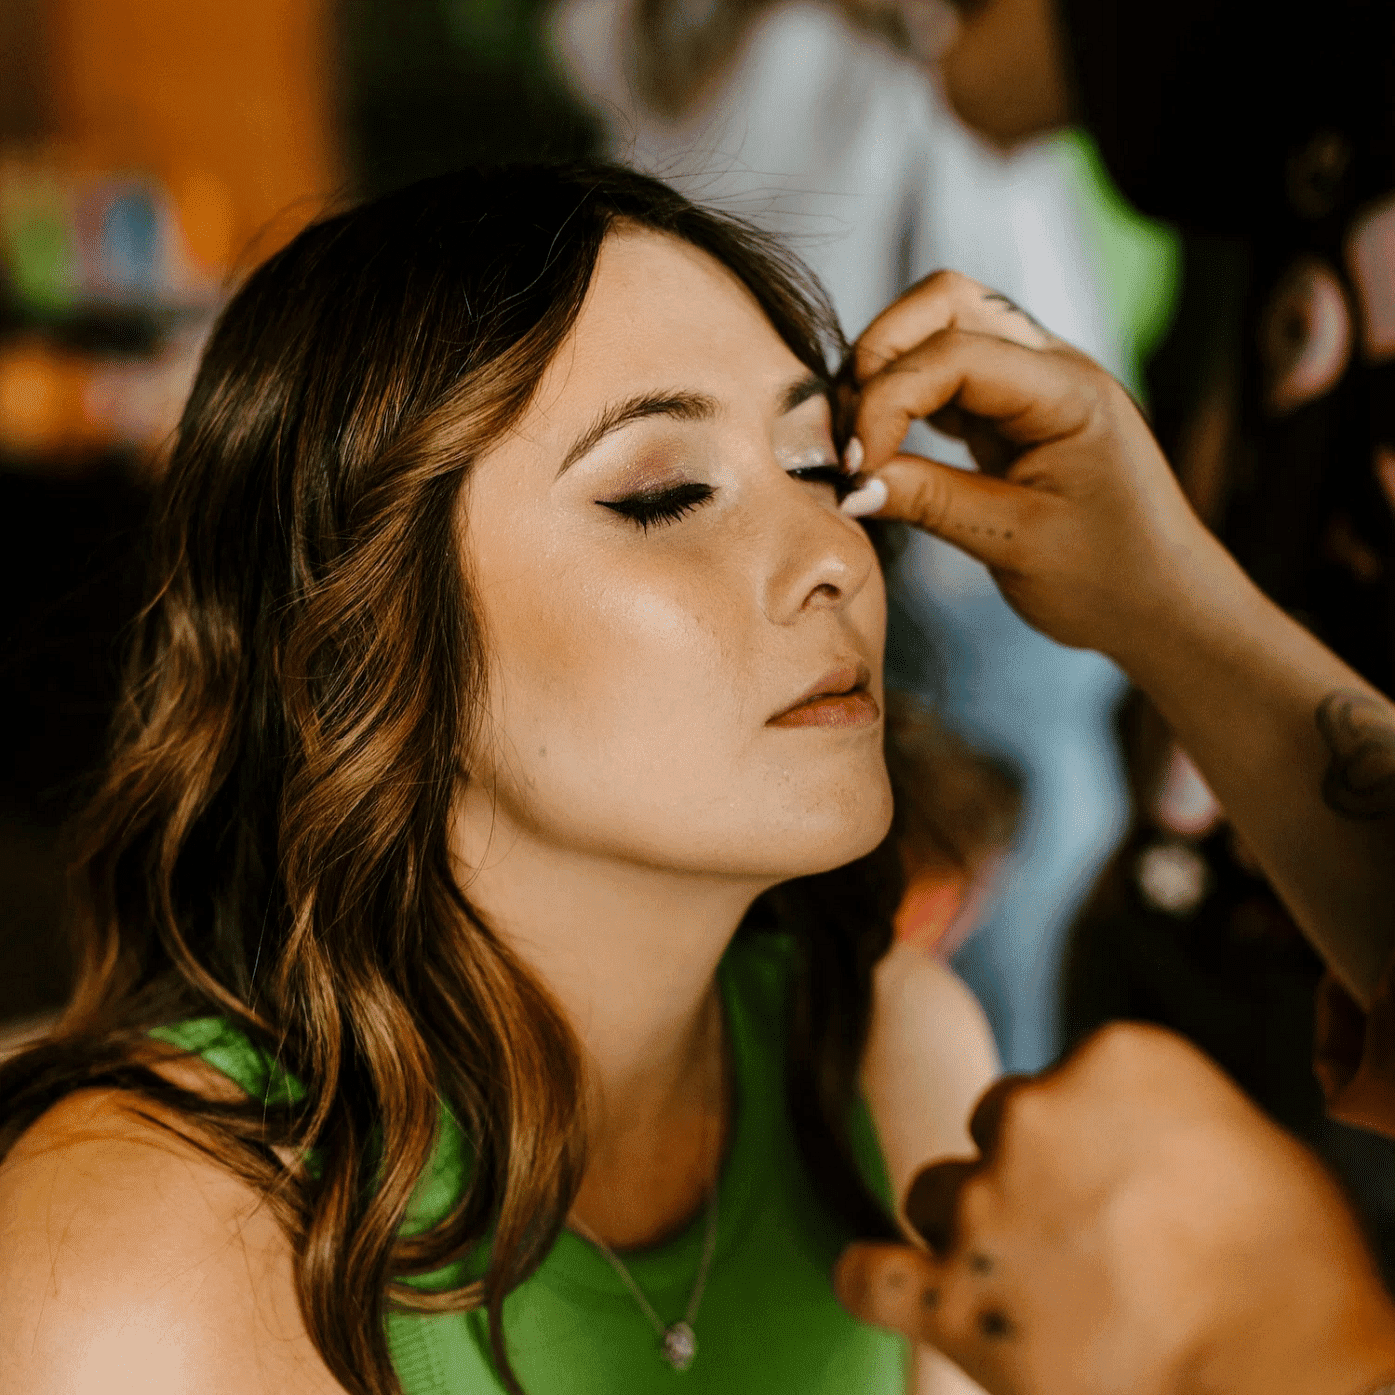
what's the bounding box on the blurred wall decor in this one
[0,0,607,1047]
[0,0,340,1039]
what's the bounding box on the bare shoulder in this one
[0,1078,346,1395]
[860,941,1000,1215]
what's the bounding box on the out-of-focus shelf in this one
[0,322,210,471]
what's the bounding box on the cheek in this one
[464,500,894,874]
[476,540,749,781]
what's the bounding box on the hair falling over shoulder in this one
[0,162,960,1395]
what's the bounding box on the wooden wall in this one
[46,0,340,267]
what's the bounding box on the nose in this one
[759,476,878,625]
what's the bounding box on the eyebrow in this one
[555,371,828,477]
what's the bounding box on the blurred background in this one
[2,0,1394,1287]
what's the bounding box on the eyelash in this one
[597,463,854,532]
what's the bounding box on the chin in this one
[757,771,896,882]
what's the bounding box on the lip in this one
[767,661,879,728]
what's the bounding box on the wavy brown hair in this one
[0,162,983,1395]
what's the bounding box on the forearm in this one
[1119,533,1395,1002]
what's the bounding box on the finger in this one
[904,1157,980,1255]
[833,1242,944,1345]
[1363,950,1395,1041]
[1313,970,1365,1102]
[1331,949,1395,1128]
[967,1074,1036,1159]
[932,409,1021,477]
[855,454,1059,573]
[853,329,1099,473]
[1323,1069,1395,1139]
[853,269,1051,385]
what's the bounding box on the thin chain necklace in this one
[567,1003,725,1372]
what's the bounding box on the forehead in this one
[523,226,810,426]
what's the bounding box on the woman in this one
[0,164,997,1395]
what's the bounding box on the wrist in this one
[1104,524,1255,689]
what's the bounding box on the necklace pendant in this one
[661,1321,697,1370]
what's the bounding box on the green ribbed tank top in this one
[150,932,908,1394]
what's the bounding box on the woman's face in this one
[458,227,891,884]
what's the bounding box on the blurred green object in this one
[8,210,76,315]
[1057,128,1183,404]
[442,0,526,62]
[342,0,599,198]
[0,175,78,315]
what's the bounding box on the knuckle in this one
[909,267,962,296]
[930,1276,989,1356]
[996,1079,1054,1148]
[927,322,969,349]
[906,1157,979,1255]
[906,469,952,533]
[936,267,982,300]
[955,1171,997,1234]
[1077,368,1135,427]
[1074,1020,1173,1078]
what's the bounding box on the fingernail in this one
[840,476,888,517]
[843,436,864,474]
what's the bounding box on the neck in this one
[450,792,767,1176]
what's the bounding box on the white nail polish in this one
[843,436,864,474]
[840,476,888,517]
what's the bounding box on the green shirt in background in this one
[152,932,908,1394]
[1056,128,1183,404]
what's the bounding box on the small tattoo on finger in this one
[979,1309,1013,1340]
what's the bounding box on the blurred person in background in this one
[917,0,1395,1277]
[550,0,1181,1076]
[0,0,343,1051]
[0,0,596,1055]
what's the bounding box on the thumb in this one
[849,454,1046,571]
[833,1240,943,1345]
[1319,958,1395,1137]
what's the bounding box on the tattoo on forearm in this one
[1315,689,1395,819]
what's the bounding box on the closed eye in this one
[597,482,715,532]
[597,461,852,533]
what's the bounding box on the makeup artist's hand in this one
[833,1022,1395,1395]
[840,268,1233,672]
[842,270,1395,1003]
